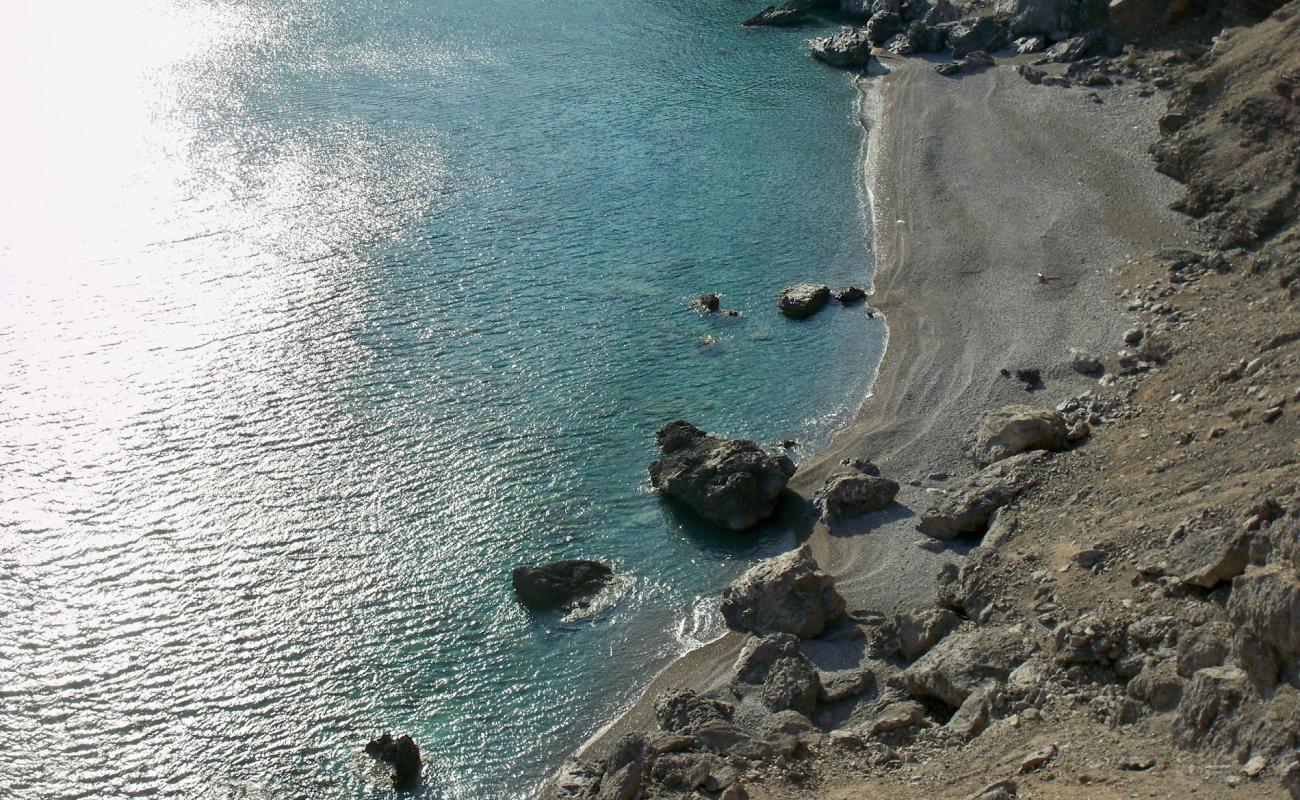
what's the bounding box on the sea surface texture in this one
[0,1,879,797]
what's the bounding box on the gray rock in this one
[815,460,900,522]
[1018,743,1058,773]
[895,607,961,660]
[1127,661,1184,712]
[865,10,903,44]
[833,285,867,304]
[917,452,1043,539]
[648,421,796,531]
[947,18,1008,58]
[511,560,613,610]
[1173,666,1250,748]
[655,689,735,734]
[970,405,1068,465]
[948,681,1003,737]
[1012,34,1047,54]
[1176,622,1231,678]
[867,700,926,733]
[818,667,875,703]
[906,20,945,52]
[1069,347,1103,374]
[810,28,874,68]
[777,283,832,318]
[760,655,821,716]
[923,0,963,24]
[742,2,812,27]
[995,0,1105,35]
[1179,531,1251,589]
[365,733,422,790]
[1228,567,1300,689]
[732,633,800,692]
[903,627,1030,708]
[1035,34,1096,64]
[964,50,995,69]
[962,779,1019,800]
[720,545,846,638]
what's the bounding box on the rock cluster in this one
[648,421,796,531]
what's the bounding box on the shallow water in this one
[0,1,880,797]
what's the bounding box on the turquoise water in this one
[0,1,879,797]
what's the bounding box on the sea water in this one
[0,1,880,797]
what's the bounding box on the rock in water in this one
[511,560,613,610]
[815,459,899,522]
[969,404,1068,464]
[833,285,867,304]
[810,28,874,67]
[696,293,721,312]
[777,284,832,318]
[648,421,796,531]
[742,2,811,27]
[365,733,421,789]
[720,545,846,638]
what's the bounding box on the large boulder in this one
[994,0,1106,35]
[815,458,899,522]
[777,283,832,317]
[917,452,1043,539]
[648,421,796,531]
[742,2,812,26]
[947,18,1008,58]
[732,633,802,691]
[365,733,422,790]
[720,545,846,638]
[511,560,613,610]
[903,627,1031,708]
[655,689,736,734]
[810,28,874,67]
[895,607,962,660]
[760,655,822,716]
[970,405,1068,465]
[865,10,904,44]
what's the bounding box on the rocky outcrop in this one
[1035,34,1096,63]
[742,2,811,27]
[917,452,1043,540]
[865,10,903,44]
[895,607,962,660]
[720,545,846,638]
[969,405,1068,464]
[906,20,945,53]
[648,421,796,531]
[777,283,832,318]
[655,689,735,734]
[512,560,613,610]
[759,655,821,716]
[810,28,874,67]
[365,733,422,789]
[903,627,1031,708]
[815,458,899,522]
[947,18,1008,58]
[994,0,1106,36]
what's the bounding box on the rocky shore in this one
[539,0,1299,798]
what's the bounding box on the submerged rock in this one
[648,421,796,531]
[777,283,832,318]
[720,545,846,638]
[969,404,1068,464]
[511,560,613,610]
[365,733,422,790]
[810,28,874,67]
[742,2,812,27]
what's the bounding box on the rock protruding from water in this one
[648,421,796,531]
[720,545,845,638]
[777,283,831,318]
[815,458,899,522]
[742,1,811,26]
[810,28,874,67]
[511,560,613,610]
[365,733,421,790]
[696,293,721,312]
[969,404,1068,464]
[833,285,867,304]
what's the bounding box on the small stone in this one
[1118,755,1156,771]
[1124,327,1144,345]
[697,293,720,312]
[1019,743,1058,773]
[916,538,944,552]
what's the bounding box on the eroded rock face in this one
[655,689,735,734]
[1228,567,1300,688]
[720,545,846,638]
[810,28,874,67]
[947,17,1008,58]
[918,452,1043,539]
[648,421,796,531]
[895,607,962,660]
[759,655,821,717]
[511,560,613,610]
[994,0,1105,36]
[970,405,1068,465]
[815,459,900,522]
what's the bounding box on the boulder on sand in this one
[742,2,812,27]
[969,404,1068,465]
[365,733,422,789]
[511,560,613,610]
[815,458,899,522]
[720,545,846,638]
[648,421,796,531]
[810,28,874,68]
[917,452,1043,539]
[777,284,832,318]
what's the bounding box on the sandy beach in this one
[555,54,1189,782]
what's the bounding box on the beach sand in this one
[556,55,1188,778]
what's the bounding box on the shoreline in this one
[544,48,1190,795]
